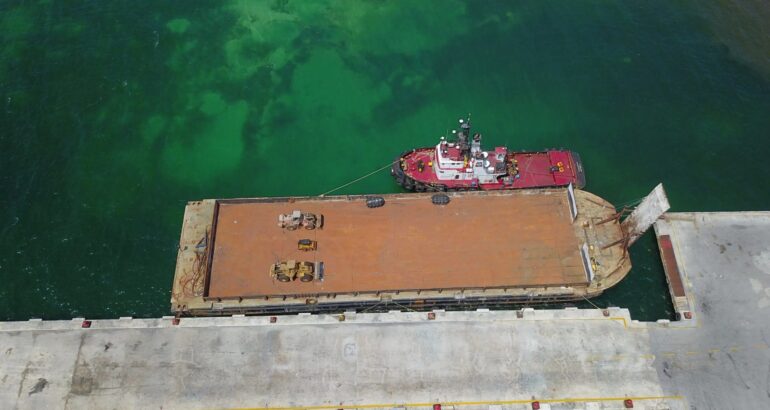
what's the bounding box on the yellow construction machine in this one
[297,239,317,251]
[270,260,315,282]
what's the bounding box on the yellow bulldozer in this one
[270,260,315,282]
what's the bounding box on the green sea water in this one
[2,1,769,321]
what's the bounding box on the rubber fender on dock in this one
[431,194,450,205]
[366,196,385,208]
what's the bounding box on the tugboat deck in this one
[207,192,587,299]
[401,149,582,190]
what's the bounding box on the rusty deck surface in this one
[205,191,587,299]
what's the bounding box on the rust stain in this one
[658,235,686,297]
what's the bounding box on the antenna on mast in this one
[457,114,471,155]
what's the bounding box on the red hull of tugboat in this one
[391,118,585,192]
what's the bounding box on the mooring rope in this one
[613,196,645,210]
[581,294,602,310]
[319,160,398,197]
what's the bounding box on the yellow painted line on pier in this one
[226,395,684,410]
[585,352,656,363]
[659,342,770,360]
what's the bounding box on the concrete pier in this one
[1,212,769,409]
[650,212,770,408]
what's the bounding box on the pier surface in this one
[2,212,769,409]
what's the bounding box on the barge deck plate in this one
[208,191,585,298]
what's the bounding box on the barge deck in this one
[171,188,632,315]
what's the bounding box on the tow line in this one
[319,160,398,197]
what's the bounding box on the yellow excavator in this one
[270,260,315,282]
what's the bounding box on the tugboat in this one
[392,116,585,191]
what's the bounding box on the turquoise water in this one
[2,1,769,321]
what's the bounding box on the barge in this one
[169,185,668,316]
